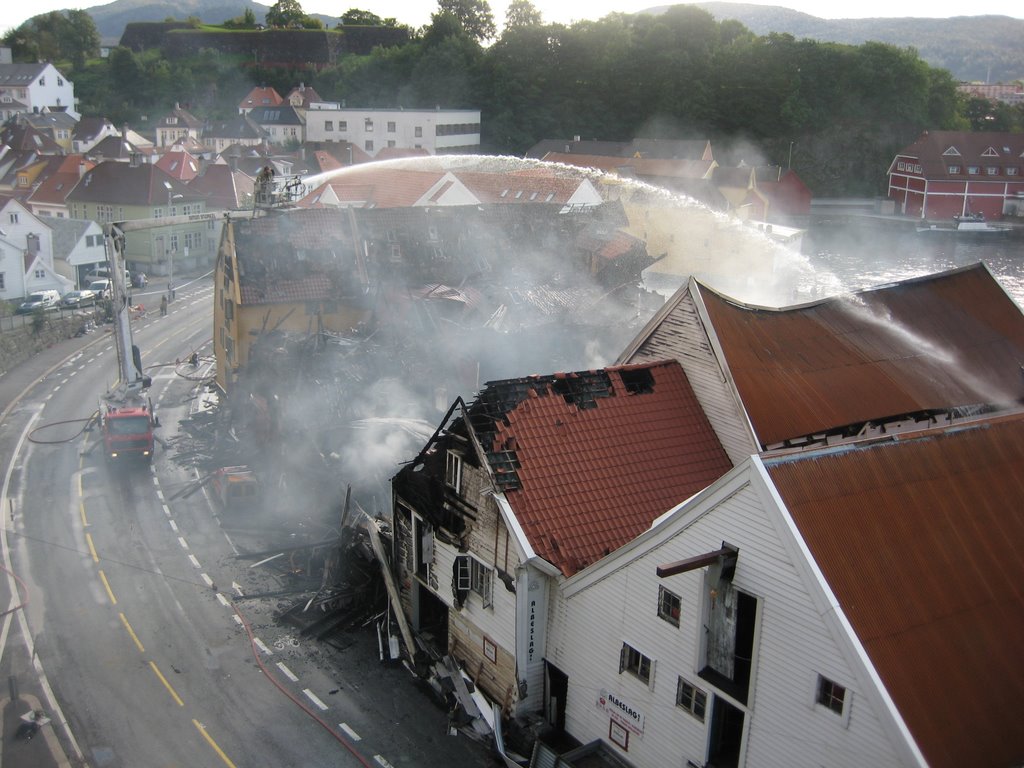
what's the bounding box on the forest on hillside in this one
[5,0,1024,196]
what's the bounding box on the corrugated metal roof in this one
[698,264,1024,447]
[471,361,732,576]
[766,414,1024,768]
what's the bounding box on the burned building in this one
[212,194,661,512]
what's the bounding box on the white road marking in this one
[177,536,189,550]
[170,520,179,532]
[187,554,199,568]
[303,689,328,711]
[374,756,395,768]
[232,614,243,625]
[276,662,298,682]
[217,593,231,608]
[232,582,244,597]
[339,723,361,741]
[200,573,214,587]
[253,637,272,655]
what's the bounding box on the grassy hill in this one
[645,3,1024,82]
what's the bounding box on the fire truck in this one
[98,220,159,460]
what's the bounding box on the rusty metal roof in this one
[697,264,1024,447]
[469,361,732,576]
[766,413,1024,768]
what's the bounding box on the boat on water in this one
[917,212,1010,236]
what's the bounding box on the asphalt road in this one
[0,277,500,768]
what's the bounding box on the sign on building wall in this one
[597,689,646,735]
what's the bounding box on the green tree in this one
[266,0,306,28]
[436,0,495,42]
[341,9,383,25]
[503,0,541,32]
[60,10,100,68]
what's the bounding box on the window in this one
[445,450,462,491]
[0,273,5,290]
[96,205,113,223]
[658,586,681,626]
[339,121,347,131]
[170,234,179,252]
[968,166,980,175]
[34,268,45,279]
[986,166,1000,175]
[388,140,396,148]
[387,121,396,132]
[619,643,653,685]
[1007,167,1019,176]
[816,675,846,715]
[454,555,493,607]
[39,76,45,86]
[414,126,423,138]
[676,677,707,721]
[9,213,18,224]
[365,140,374,151]
[325,120,333,131]
[897,161,905,171]
[364,118,374,132]
[947,165,961,174]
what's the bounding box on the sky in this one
[1,0,1022,37]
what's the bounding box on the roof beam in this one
[657,545,737,579]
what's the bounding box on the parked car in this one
[15,290,62,314]
[132,271,148,289]
[86,279,112,299]
[86,267,130,285]
[60,289,97,309]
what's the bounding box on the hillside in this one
[84,0,341,45]
[647,3,1024,83]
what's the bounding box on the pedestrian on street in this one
[160,295,168,316]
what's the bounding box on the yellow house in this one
[213,208,371,394]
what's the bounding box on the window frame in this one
[619,642,654,686]
[675,677,707,721]
[657,585,681,627]
[814,673,851,725]
[445,450,462,491]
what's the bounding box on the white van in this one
[86,268,131,286]
[86,279,112,299]
[16,290,62,314]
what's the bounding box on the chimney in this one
[78,161,86,178]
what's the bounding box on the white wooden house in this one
[0,197,66,300]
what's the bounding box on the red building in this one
[888,130,1024,220]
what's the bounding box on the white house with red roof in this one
[390,362,733,725]
[238,86,283,115]
[303,106,480,158]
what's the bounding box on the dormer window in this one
[942,146,961,156]
[948,165,961,174]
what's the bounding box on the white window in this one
[1007,167,1019,176]
[619,642,653,685]
[986,166,999,175]
[897,161,905,171]
[658,585,681,627]
[8,213,18,224]
[968,166,980,175]
[339,121,347,131]
[364,118,374,132]
[455,555,493,607]
[34,268,45,279]
[676,677,707,721]
[948,165,960,174]
[414,126,422,138]
[325,120,333,131]
[445,450,462,490]
[387,121,396,132]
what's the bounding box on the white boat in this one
[917,213,1010,236]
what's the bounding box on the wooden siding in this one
[621,290,754,464]
[546,472,908,767]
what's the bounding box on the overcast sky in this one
[2,0,1022,38]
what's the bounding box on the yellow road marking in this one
[85,532,98,563]
[80,500,88,528]
[193,719,238,768]
[99,570,116,605]
[119,612,144,653]
[149,661,184,707]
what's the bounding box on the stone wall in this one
[0,313,100,378]
[119,24,409,63]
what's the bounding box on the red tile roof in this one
[472,361,732,576]
[767,413,1024,768]
[697,264,1024,447]
[27,154,93,207]
[542,152,715,180]
[239,86,283,111]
